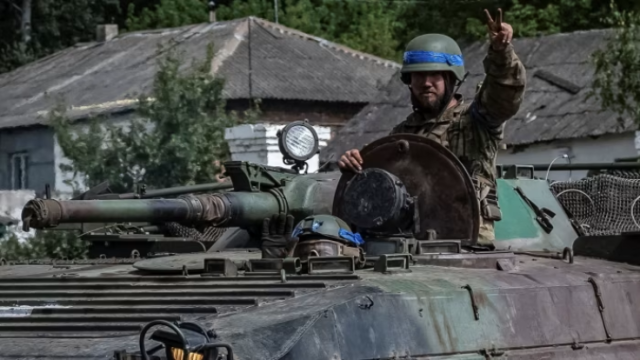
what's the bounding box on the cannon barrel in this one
[21,176,337,231]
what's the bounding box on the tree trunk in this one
[21,0,31,44]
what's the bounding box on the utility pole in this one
[274,0,279,24]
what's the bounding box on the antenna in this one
[274,0,279,24]
[248,17,253,104]
[208,1,216,23]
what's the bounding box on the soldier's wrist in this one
[488,42,512,54]
[485,42,513,68]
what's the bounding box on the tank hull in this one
[0,252,638,359]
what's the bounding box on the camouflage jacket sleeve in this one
[471,43,526,129]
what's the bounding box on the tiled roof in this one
[0,17,399,129]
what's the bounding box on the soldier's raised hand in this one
[261,213,298,259]
[338,149,363,173]
[484,8,513,51]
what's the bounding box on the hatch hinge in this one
[462,284,480,321]
[571,341,585,350]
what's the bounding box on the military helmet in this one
[401,33,465,85]
[292,214,363,246]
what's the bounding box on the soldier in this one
[260,213,363,261]
[337,9,526,247]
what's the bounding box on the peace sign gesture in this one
[484,8,513,51]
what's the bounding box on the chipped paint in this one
[0,305,71,317]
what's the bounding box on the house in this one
[0,16,399,195]
[320,29,638,181]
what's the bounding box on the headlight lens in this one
[171,348,204,360]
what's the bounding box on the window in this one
[10,152,29,190]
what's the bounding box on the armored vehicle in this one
[2,121,640,360]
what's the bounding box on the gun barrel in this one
[22,174,338,232]
[21,192,283,231]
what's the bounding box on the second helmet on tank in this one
[400,33,465,84]
[292,214,363,245]
[291,214,364,260]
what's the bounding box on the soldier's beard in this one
[411,91,445,118]
[410,75,455,119]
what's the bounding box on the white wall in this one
[0,190,37,242]
[498,133,637,181]
[225,124,331,172]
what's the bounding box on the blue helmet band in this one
[291,223,364,246]
[338,228,364,245]
[403,50,464,67]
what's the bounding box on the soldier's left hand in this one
[260,213,298,258]
[484,8,513,51]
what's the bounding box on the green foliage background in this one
[2,0,640,71]
[0,230,86,261]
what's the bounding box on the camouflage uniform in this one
[390,35,526,245]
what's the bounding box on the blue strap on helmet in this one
[292,225,302,238]
[403,51,464,67]
[338,228,364,245]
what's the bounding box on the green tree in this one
[0,229,87,261]
[125,0,209,31]
[216,0,408,60]
[50,42,259,194]
[590,0,640,129]
[0,0,120,74]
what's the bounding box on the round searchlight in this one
[277,120,319,163]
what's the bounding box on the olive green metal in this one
[21,198,204,230]
[493,179,578,251]
[401,33,465,84]
[110,182,233,200]
[294,214,353,241]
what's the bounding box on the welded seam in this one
[461,284,480,321]
[587,277,613,343]
[266,311,324,360]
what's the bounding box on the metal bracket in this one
[462,284,480,321]
[503,165,534,180]
[480,346,506,359]
[247,258,301,274]
[112,350,145,360]
[308,256,355,275]
[416,240,461,254]
[571,341,585,350]
[203,258,238,277]
[588,277,612,342]
[514,186,555,233]
[195,342,235,360]
[563,247,574,264]
[373,254,412,273]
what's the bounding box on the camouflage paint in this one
[494,178,579,251]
